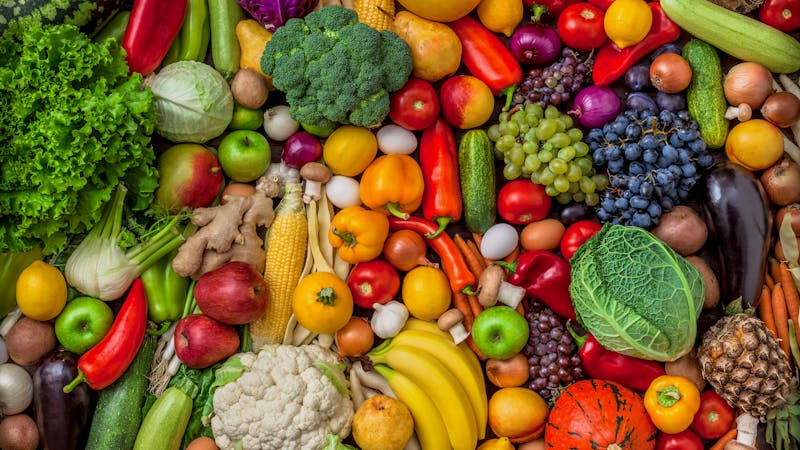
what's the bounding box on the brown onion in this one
[382,230,436,272]
[485,353,530,388]
[761,92,800,128]
[724,62,774,109]
[649,53,692,94]
[335,317,374,357]
[761,159,800,206]
[776,204,800,235]
[776,238,800,262]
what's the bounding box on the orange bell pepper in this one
[359,155,424,219]
[328,206,390,264]
[643,375,701,434]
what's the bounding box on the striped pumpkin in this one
[544,379,657,450]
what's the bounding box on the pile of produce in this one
[2,0,800,449]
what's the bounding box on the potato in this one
[665,349,706,392]
[230,68,269,109]
[651,205,708,256]
[686,256,721,310]
[0,414,39,450]
[6,317,57,366]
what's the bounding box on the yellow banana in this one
[373,364,451,450]
[371,344,478,450]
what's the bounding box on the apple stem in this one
[62,371,87,394]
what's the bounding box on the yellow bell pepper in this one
[292,272,353,334]
[359,154,424,219]
[328,206,390,264]
[643,375,701,434]
[604,0,653,49]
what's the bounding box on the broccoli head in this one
[260,5,412,128]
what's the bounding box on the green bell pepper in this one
[0,249,43,318]
[141,250,189,324]
[93,10,131,45]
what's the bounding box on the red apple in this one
[174,314,240,369]
[194,261,269,325]
[155,143,224,214]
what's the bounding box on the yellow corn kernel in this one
[250,183,308,348]
[353,0,394,31]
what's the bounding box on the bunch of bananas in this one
[368,318,488,450]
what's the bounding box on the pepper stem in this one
[657,384,682,407]
[317,287,337,306]
[462,285,478,296]
[426,217,452,239]
[62,371,86,393]
[565,321,587,348]
[385,203,410,220]
[493,260,519,274]
[501,86,517,111]
[531,3,548,22]
[147,321,172,336]
[332,227,358,248]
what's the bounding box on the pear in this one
[392,11,462,83]
[352,395,414,450]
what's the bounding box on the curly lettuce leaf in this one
[569,224,704,361]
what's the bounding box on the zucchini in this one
[85,335,156,450]
[683,39,729,149]
[459,129,496,234]
[133,382,196,450]
[207,0,245,81]
[0,0,127,40]
[661,0,800,73]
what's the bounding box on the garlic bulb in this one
[370,301,409,339]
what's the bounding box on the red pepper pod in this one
[759,0,800,33]
[592,2,681,86]
[448,16,523,108]
[506,250,576,320]
[123,0,188,75]
[63,279,148,393]
[420,118,463,238]
[388,216,477,293]
[587,0,615,10]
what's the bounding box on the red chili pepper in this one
[388,216,476,294]
[63,279,148,393]
[592,2,681,86]
[505,250,576,320]
[419,118,463,239]
[448,16,523,109]
[569,327,667,391]
[587,0,615,10]
[759,0,800,33]
[123,0,188,75]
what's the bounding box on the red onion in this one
[570,86,621,129]
[509,24,562,67]
[282,131,322,168]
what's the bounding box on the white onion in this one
[325,175,361,209]
[0,363,33,416]
[377,124,418,155]
[0,339,7,365]
[263,105,299,141]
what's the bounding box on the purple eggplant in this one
[33,350,93,450]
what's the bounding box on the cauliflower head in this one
[211,345,354,450]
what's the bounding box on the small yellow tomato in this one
[604,0,652,49]
[725,119,784,171]
[292,272,353,334]
[477,437,516,450]
[401,266,451,321]
[323,126,378,176]
[16,260,67,321]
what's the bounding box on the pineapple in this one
[698,313,800,449]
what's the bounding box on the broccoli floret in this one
[348,90,390,127]
[304,6,358,32]
[380,30,413,92]
[261,19,308,74]
[270,51,309,98]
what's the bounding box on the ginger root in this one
[173,179,280,279]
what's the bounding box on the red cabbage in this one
[237,0,320,30]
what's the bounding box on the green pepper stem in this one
[317,287,337,306]
[462,285,478,296]
[493,260,519,274]
[385,203,410,220]
[425,217,451,239]
[531,3,548,22]
[501,86,517,111]
[62,371,86,394]
[565,321,586,348]
[657,385,682,407]
[331,227,358,248]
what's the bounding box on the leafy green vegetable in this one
[321,434,358,450]
[569,224,705,361]
[0,24,157,255]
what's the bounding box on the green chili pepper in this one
[179,0,211,61]
[141,250,190,324]
[93,10,132,45]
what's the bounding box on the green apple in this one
[301,121,336,138]
[54,296,115,354]
[229,103,264,131]
[217,130,271,182]
[471,306,530,360]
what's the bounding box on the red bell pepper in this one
[448,16,523,109]
[587,0,615,10]
[569,327,667,392]
[419,118,463,238]
[388,216,477,294]
[759,0,800,33]
[560,219,602,261]
[123,0,188,75]
[592,2,681,86]
[526,0,581,16]
[504,250,576,320]
[63,279,148,393]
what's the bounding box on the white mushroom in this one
[477,265,526,310]
[300,162,332,203]
[437,309,469,345]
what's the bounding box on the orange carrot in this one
[466,238,490,268]
[453,290,474,331]
[771,258,782,284]
[765,272,775,290]
[779,263,800,348]
[454,234,485,279]
[466,337,488,361]
[759,284,777,338]
[708,428,737,450]
[471,232,483,249]
[467,294,483,319]
[772,282,792,360]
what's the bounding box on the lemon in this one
[323,125,378,177]
[604,0,652,49]
[401,266,451,321]
[15,260,68,321]
[725,119,784,171]
[477,0,523,37]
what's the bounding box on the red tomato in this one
[690,390,735,439]
[497,180,552,225]
[655,429,704,450]
[388,78,440,131]
[559,220,602,260]
[557,3,607,51]
[346,259,400,309]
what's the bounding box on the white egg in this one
[480,223,520,260]
[377,124,418,155]
[325,175,362,209]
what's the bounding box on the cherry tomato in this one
[557,3,607,51]
[388,78,440,131]
[655,429,704,450]
[346,259,400,309]
[559,220,602,260]
[497,180,552,225]
[690,390,735,439]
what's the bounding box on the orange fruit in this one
[489,387,549,443]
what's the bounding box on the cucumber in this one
[0,0,127,40]
[133,383,195,450]
[683,39,729,150]
[207,0,245,81]
[459,129,496,234]
[661,0,800,73]
[85,335,156,450]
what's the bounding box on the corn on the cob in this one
[251,182,308,347]
[353,0,394,31]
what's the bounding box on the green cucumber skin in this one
[85,335,156,450]
[661,0,800,73]
[133,386,193,450]
[683,39,729,150]
[459,130,496,234]
[207,0,245,81]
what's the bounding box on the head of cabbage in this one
[569,224,705,362]
[148,61,233,144]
